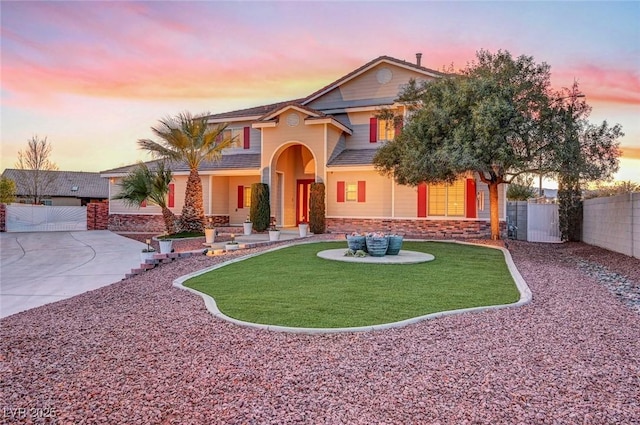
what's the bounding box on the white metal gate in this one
[5,204,87,232]
[527,203,561,243]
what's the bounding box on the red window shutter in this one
[237,186,244,209]
[394,116,403,137]
[337,181,345,203]
[243,126,250,149]
[369,117,378,143]
[466,178,477,218]
[168,183,175,208]
[417,183,427,218]
[357,181,366,203]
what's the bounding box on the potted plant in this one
[365,232,388,257]
[268,220,280,241]
[140,239,156,263]
[158,234,173,254]
[204,217,216,244]
[243,215,253,236]
[298,216,309,237]
[225,233,239,251]
[346,231,366,251]
[386,234,404,255]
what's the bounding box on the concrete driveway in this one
[0,231,146,318]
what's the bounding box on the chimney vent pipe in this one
[416,53,422,67]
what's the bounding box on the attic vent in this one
[71,186,79,192]
[376,67,392,84]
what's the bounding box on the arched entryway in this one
[270,143,316,227]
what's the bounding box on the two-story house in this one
[101,55,505,237]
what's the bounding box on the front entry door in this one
[296,179,314,225]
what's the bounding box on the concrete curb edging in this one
[173,240,532,334]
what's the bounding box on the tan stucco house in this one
[101,55,505,237]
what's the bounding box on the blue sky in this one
[1,1,638,181]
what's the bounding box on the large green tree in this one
[138,112,233,232]
[374,50,555,239]
[112,162,179,234]
[549,82,622,241]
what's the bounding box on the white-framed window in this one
[378,119,395,142]
[244,186,251,208]
[223,128,244,149]
[345,182,358,202]
[40,199,53,206]
[428,179,465,217]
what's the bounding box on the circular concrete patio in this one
[316,248,435,264]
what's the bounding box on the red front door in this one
[296,179,314,225]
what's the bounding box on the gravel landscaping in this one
[1,237,639,424]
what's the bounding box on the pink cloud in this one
[553,65,640,105]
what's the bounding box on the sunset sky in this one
[1,1,639,182]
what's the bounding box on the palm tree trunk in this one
[162,207,179,235]
[181,169,205,232]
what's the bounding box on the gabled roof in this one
[301,55,446,106]
[258,102,326,122]
[2,169,109,198]
[206,99,305,122]
[205,55,445,123]
[100,154,261,175]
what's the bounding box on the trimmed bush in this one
[309,182,326,234]
[250,183,270,232]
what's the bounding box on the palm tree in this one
[112,162,179,234]
[138,112,233,232]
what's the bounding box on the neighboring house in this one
[102,55,506,237]
[1,169,108,206]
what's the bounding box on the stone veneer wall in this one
[327,218,497,239]
[108,214,230,233]
[87,202,109,230]
[0,203,5,232]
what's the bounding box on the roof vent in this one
[416,53,422,67]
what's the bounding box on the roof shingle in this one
[1,169,109,198]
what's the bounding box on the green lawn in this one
[184,241,520,328]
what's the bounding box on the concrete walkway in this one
[0,231,146,318]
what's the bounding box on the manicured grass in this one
[184,241,520,328]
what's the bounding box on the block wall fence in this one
[583,192,639,259]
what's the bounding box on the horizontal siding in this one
[327,171,391,217]
[211,176,229,215]
[308,63,435,110]
[221,121,261,154]
[109,175,189,215]
[394,183,418,217]
[227,176,260,225]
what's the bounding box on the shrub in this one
[250,183,270,232]
[309,182,326,234]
